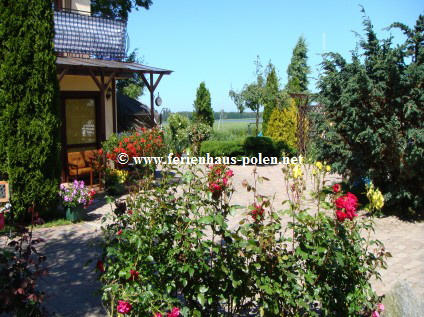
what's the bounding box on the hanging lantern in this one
[155,93,162,107]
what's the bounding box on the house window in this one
[65,98,97,145]
[64,0,72,11]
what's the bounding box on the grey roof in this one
[117,93,159,132]
[56,57,173,74]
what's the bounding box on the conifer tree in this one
[0,0,61,219]
[193,82,214,127]
[316,12,424,216]
[262,63,280,134]
[286,36,310,92]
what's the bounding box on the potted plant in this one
[59,180,95,222]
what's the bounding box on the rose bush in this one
[0,204,48,316]
[97,163,389,316]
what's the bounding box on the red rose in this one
[117,229,123,235]
[97,259,105,273]
[335,192,358,221]
[250,204,265,222]
[127,210,133,215]
[226,170,234,177]
[129,270,139,280]
[336,210,347,222]
[98,149,103,155]
[332,184,341,193]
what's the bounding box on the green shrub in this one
[188,122,212,156]
[315,13,424,217]
[265,100,298,150]
[244,136,278,158]
[167,114,191,153]
[199,140,245,158]
[274,140,297,157]
[0,0,61,220]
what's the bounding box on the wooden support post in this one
[150,72,155,127]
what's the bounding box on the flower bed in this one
[97,163,389,316]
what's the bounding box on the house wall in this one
[59,75,115,138]
[62,0,91,14]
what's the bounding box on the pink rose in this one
[167,307,180,317]
[222,177,228,186]
[154,314,162,317]
[226,170,234,177]
[117,301,132,314]
[371,311,380,317]
[377,303,384,312]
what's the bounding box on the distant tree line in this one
[166,111,262,121]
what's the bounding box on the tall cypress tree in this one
[263,63,280,134]
[0,0,61,219]
[286,36,310,92]
[193,82,214,127]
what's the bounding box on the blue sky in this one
[127,0,423,112]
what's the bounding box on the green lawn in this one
[212,120,262,141]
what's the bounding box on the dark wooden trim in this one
[99,89,106,143]
[67,142,98,149]
[58,68,69,83]
[88,70,103,91]
[60,92,102,181]
[152,73,164,91]
[60,95,67,182]
[140,73,152,92]
[57,64,173,76]
[150,73,155,126]
[112,78,117,133]
[104,71,116,89]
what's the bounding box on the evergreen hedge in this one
[199,140,245,158]
[0,0,61,219]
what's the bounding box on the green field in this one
[212,120,263,141]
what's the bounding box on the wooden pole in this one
[150,72,155,127]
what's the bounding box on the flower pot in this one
[65,205,87,222]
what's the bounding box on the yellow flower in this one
[292,164,303,179]
[315,161,323,170]
[367,183,384,210]
[312,169,317,175]
[326,165,331,172]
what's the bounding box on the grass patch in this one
[212,121,262,141]
[34,218,73,229]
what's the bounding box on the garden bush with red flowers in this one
[97,163,390,316]
[101,127,165,163]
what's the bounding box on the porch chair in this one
[67,150,103,190]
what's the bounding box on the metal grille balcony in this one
[54,10,127,60]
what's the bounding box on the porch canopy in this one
[56,56,173,127]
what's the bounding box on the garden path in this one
[33,165,424,316]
